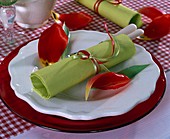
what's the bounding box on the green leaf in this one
[61,23,71,59]
[118,64,149,79]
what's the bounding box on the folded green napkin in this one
[31,34,135,99]
[76,0,143,28]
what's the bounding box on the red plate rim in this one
[0,41,166,133]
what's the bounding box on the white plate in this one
[8,30,160,120]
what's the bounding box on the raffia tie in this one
[94,0,122,14]
[72,50,109,74]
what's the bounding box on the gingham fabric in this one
[0,0,169,138]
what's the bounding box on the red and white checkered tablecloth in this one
[0,0,169,138]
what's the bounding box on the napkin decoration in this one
[31,33,137,99]
[75,0,143,28]
[32,22,148,100]
[138,6,170,40]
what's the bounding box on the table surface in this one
[0,0,170,139]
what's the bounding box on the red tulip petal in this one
[85,72,130,100]
[38,23,68,66]
[143,14,170,40]
[59,12,92,30]
[92,72,130,89]
[138,6,164,20]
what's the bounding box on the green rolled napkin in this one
[30,34,136,99]
[76,0,143,28]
